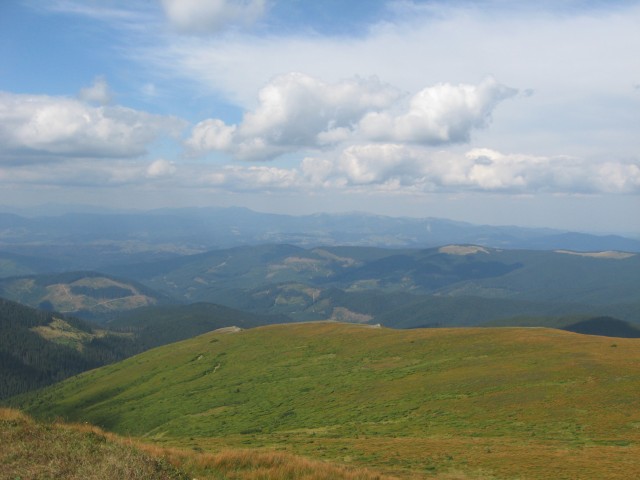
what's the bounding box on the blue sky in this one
[0,0,639,233]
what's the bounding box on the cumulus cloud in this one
[146,158,176,177]
[186,118,236,152]
[0,92,185,161]
[78,76,112,105]
[161,0,266,34]
[359,78,517,144]
[298,146,640,194]
[3,143,637,197]
[331,144,422,186]
[186,73,401,160]
[593,161,640,193]
[186,74,515,161]
[185,145,639,196]
[300,144,434,190]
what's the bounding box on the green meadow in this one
[13,322,640,479]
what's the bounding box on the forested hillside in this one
[0,271,173,320]
[0,298,137,399]
[107,303,290,351]
[0,297,292,400]
[105,244,640,326]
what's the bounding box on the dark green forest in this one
[0,298,138,400]
[1,298,289,400]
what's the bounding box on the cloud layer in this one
[186,74,516,160]
[156,146,638,196]
[0,91,184,162]
[298,147,640,194]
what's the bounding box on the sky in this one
[0,0,639,234]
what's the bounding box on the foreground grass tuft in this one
[0,409,401,480]
[0,408,188,480]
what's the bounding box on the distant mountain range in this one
[1,207,639,272]
[1,242,638,326]
[1,206,638,331]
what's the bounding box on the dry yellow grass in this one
[0,408,187,480]
[1,408,410,480]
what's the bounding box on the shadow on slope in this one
[561,316,640,338]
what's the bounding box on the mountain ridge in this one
[1,208,638,275]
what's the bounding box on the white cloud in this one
[185,74,515,161]
[146,158,176,177]
[359,78,517,144]
[2,144,637,198]
[160,0,266,34]
[147,4,639,99]
[238,73,398,142]
[205,165,299,191]
[78,76,112,105]
[186,118,236,153]
[185,73,401,160]
[299,146,640,195]
[0,92,185,161]
[593,162,640,193]
[333,144,421,186]
[139,2,640,163]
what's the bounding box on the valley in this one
[2,236,638,327]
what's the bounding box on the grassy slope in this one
[1,295,294,400]
[13,322,640,479]
[0,408,188,480]
[0,408,398,480]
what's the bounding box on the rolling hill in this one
[0,271,173,320]
[12,322,640,479]
[105,244,640,326]
[2,243,634,328]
